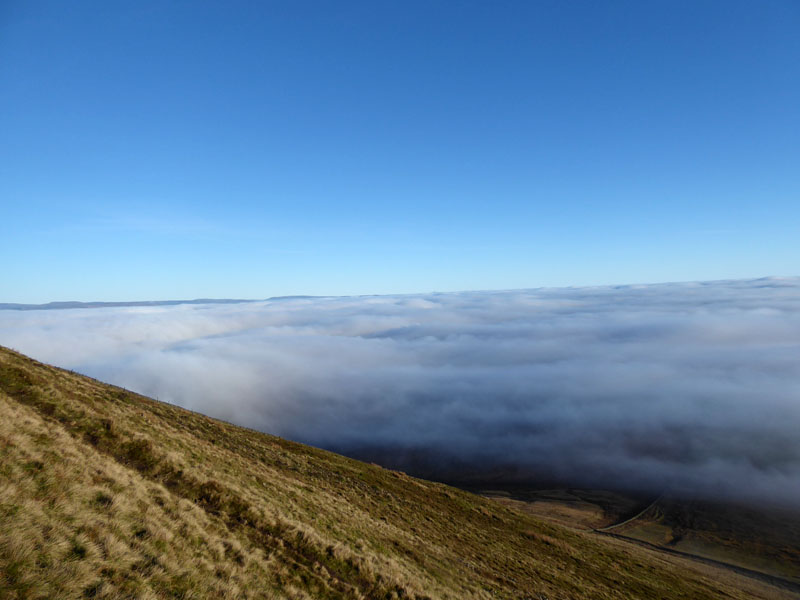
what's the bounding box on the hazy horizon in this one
[2,274,797,307]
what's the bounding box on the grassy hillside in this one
[0,345,794,600]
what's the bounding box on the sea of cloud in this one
[2,277,799,505]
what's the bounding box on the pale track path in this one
[595,530,800,596]
[585,490,799,597]
[592,491,665,532]
[584,490,800,596]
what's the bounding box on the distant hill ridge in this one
[0,345,792,599]
[0,296,333,311]
[0,299,258,311]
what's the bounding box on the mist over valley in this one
[3,277,799,507]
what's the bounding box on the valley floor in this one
[481,486,800,597]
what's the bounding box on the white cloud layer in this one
[2,278,800,505]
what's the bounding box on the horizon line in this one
[2,275,798,311]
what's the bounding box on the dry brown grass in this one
[0,345,795,600]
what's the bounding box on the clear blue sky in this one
[1,1,798,302]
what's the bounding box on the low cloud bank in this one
[2,278,799,505]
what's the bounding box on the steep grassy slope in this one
[0,346,793,600]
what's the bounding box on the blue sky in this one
[1,1,798,302]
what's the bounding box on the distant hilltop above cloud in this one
[0,299,259,311]
[2,276,797,311]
